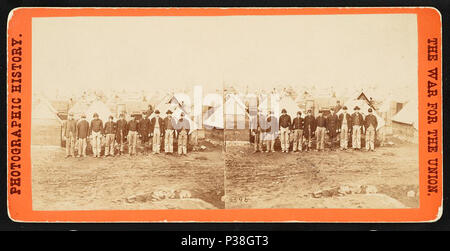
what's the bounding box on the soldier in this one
[138,111,151,155]
[150,110,164,154]
[327,109,339,150]
[163,110,176,154]
[103,115,116,157]
[63,112,77,158]
[279,108,292,153]
[177,113,190,156]
[89,113,103,158]
[146,104,154,118]
[303,109,316,151]
[76,114,89,158]
[351,106,364,150]
[127,114,139,156]
[333,100,342,113]
[338,106,352,150]
[364,108,378,151]
[265,111,278,153]
[291,111,304,152]
[315,110,327,151]
[251,111,264,153]
[116,113,128,155]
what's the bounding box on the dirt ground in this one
[31,140,225,210]
[224,139,419,209]
[32,135,419,210]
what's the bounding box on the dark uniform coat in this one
[150,117,164,133]
[176,118,190,134]
[76,120,89,139]
[338,113,352,131]
[104,121,116,135]
[127,119,139,132]
[279,114,291,129]
[303,115,316,138]
[351,113,364,126]
[326,113,339,138]
[163,116,177,131]
[315,115,327,128]
[138,117,151,142]
[291,116,304,130]
[364,114,378,130]
[116,118,128,142]
[64,119,77,138]
[89,118,103,135]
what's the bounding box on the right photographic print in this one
[222,14,419,209]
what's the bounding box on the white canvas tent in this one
[85,100,113,122]
[224,94,250,130]
[32,99,62,146]
[224,94,248,116]
[203,106,224,129]
[259,95,305,118]
[392,101,418,130]
[277,95,305,118]
[337,99,385,130]
[150,98,198,134]
[391,100,418,143]
[68,101,90,120]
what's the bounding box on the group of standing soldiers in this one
[251,105,378,153]
[63,109,191,158]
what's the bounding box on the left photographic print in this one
[30,17,225,210]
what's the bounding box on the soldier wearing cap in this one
[104,115,116,157]
[150,109,164,154]
[127,114,139,156]
[338,106,352,150]
[364,108,378,151]
[303,109,316,151]
[90,113,104,157]
[176,112,190,155]
[63,112,77,158]
[351,106,364,150]
[116,113,128,155]
[76,114,89,157]
[279,108,292,153]
[291,111,304,152]
[327,108,339,150]
[333,100,342,114]
[315,110,327,151]
[265,110,278,153]
[163,110,177,154]
[146,104,154,118]
[138,111,151,155]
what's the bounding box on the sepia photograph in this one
[29,13,420,212]
[31,17,226,210]
[220,14,420,209]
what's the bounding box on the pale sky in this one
[32,14,417,99]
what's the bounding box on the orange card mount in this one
[7,7,442,222]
